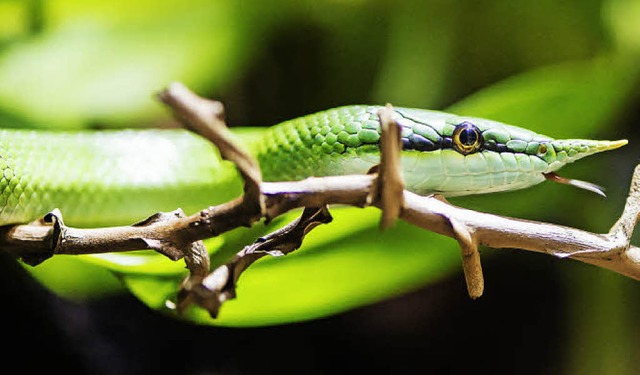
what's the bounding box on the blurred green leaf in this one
[447,56,637,139]
[0,0,250,128]
[0,1,30,41]
[26,255,124,300]
[604,0,640,54]
[123,274,183,310]
[562,266,639,375]
[372,0,456,109]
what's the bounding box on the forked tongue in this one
[544,172,607,197]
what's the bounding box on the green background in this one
[0,0,638,373]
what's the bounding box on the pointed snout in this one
[556,138,627,158]
[541,138,627,172]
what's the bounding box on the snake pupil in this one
[459,128,477,146]
[452,121,483,155]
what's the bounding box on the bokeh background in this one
[1,0,639,373]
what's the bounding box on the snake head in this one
[441,114,628,196]
[388,108,628,196]
[470,117,628,196]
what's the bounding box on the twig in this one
[177,206,332,317]
[157,82,263,208]
[372,104,405,230]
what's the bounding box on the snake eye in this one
[452,122,483,155]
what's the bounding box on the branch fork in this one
[1,82,638,319]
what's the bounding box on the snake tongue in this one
[543,172,606,197]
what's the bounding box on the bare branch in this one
[157,82,264,215]
[400,190,640,280]
[176,206,332,318]
[1,84,637,318]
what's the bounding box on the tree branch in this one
[176,206,332,317]
[1,83,637,319]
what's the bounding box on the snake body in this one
[0,105,626,227]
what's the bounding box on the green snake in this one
[0,105,626,227]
